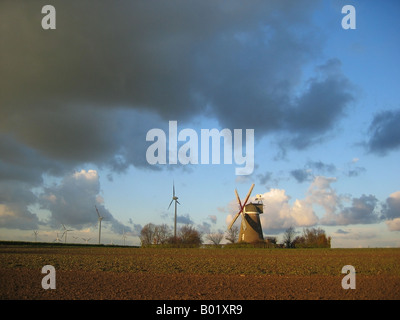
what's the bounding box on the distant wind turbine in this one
[81,237,91,244]
[53,232,62,243]
[95,206,103,244]
[32,230,38,242]
[121,227,127,246]
[168,181,180,239]
[61,224,73,243]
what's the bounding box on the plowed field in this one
[1,245,399,300]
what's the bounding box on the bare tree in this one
[225,226,239,244]
[294,227,331,248]
[282,226,296,248]
[206,232,224,245]
[179,225,202,246]
[154,224,172,244]
[140,223,156,246]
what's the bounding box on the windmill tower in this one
[168,182,180,239]
[228,184,264,243]
[95,205,104,244]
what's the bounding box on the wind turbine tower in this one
[61,224,73,244]
[95,205,104,244]
[33,230,38,242]
[168,182,180,239]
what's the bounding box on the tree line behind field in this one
[140,223,331,248]
[140,223,203,247]
[282,226,331,248]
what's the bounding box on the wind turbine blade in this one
[173,182,175,197]
[95,205,101,218]
[176,200,180,205]
[168,199,173,209]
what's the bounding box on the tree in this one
[225,226,239,244]
[282,226,296,248]
[294,227,331,248]
[178,225,202,246]
[154,224,172,244]
[206,232,224,245]
[140,223,156,246]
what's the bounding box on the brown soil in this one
[1,268,399,300]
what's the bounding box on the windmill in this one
[61,224,73,243]
[168,182,180,239]
[228,183,264,243]
[95,205,103,244]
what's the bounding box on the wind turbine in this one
[61,224,73,243]
[32,230,38,242]
[168,182,180,239]
[53,232,62,243]
[95,205,103,244]
[121,227,127,246]
[81,237,91,244]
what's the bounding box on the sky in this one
[0,0,399,247]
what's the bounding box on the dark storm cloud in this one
[0,1,356,229]
[0,134,61,184]
[0,1,354,169]
[0,180,40,229]
[365,109,400,156]
[1,1,318,117]
[39,169,130,232]
[282,59,354,150]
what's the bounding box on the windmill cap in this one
[244,203,263,214]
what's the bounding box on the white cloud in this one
[260,188,317,231]
[73,169,98,181]
[225,176,384,233]
[386,218,400,231]
[225,187,318,232]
